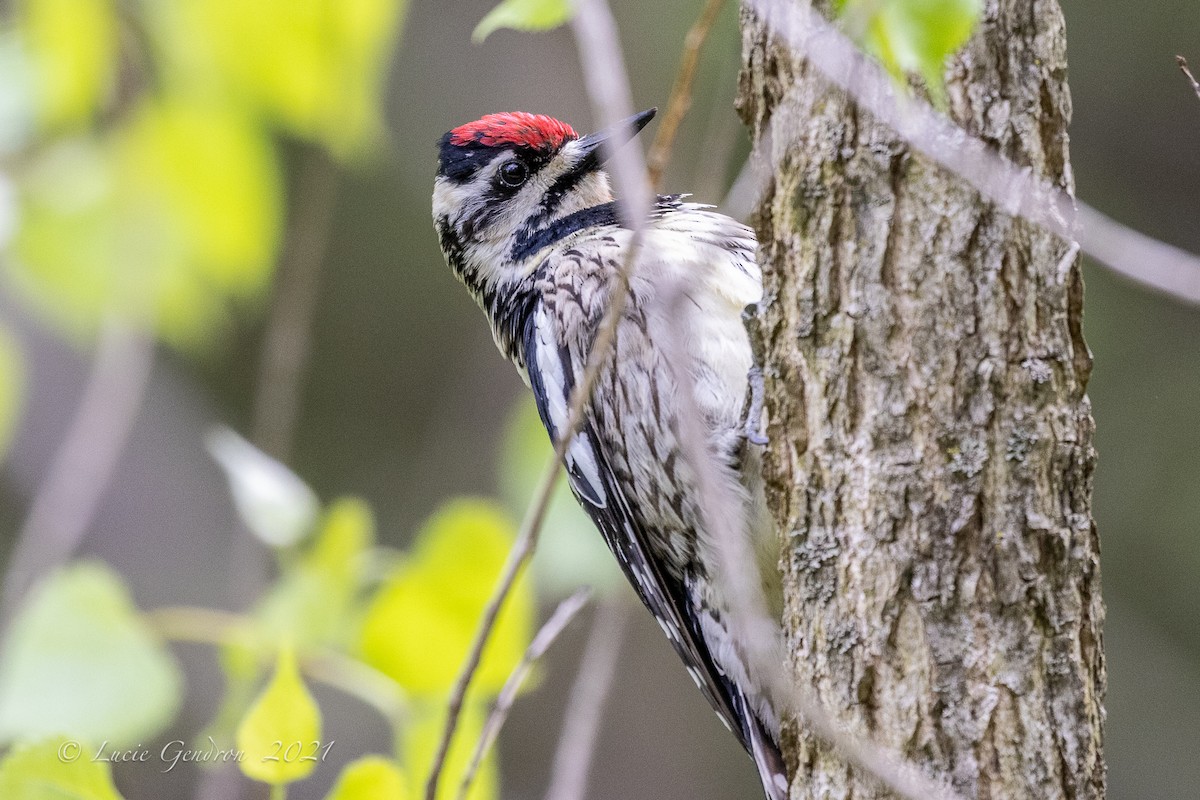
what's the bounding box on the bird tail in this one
[737,693,788,800]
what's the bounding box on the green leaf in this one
[499,399,622,596]
[235,646,322,785]
[404,702,494,800]
[206,426,320,549]
[0,562,182,747]
[473,0,573,43]
[9,97,281,348]
[837,0,982,96]
[359,500,533,695]
[325,756,408,800]
[0,324,25,462]
[146,0,407,159]
[254,497,375,649]
[0,739,125,800]
[19,0,117,129]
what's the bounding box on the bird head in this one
[432,109,656,300]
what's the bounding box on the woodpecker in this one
[432,109,786,799]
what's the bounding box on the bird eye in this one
[498,160,529,188]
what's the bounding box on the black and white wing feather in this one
[521,301,786,799]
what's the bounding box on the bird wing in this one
[521,299,752,747]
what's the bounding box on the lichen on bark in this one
[736,1,1105,797]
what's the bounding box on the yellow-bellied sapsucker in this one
[432,109,786,799]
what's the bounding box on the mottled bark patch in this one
[737,1,1105,797]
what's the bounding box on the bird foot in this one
[742,365,768,447]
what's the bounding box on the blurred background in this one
[0,0,1196,798]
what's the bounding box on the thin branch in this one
[456,589,592,800]
[646,0,729,187]
[147,605,410,729]
[422,457,560,800]
[541,598,629,800]
[424,0,716,792]
[743,0,1200,304]
[251,147,340,461]
[0,318,154,624]
[230,147,340,607]
[1178,56,1200,102]
[657,285,965,800]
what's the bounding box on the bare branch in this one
[646,0,729,187]
[251,148,340,461]
[743,0,1200,304]
[456,589,592,800]
[542,599,630,800]
[1179,56,1200,101]
[1,318,154,624]
[231,148,341,606]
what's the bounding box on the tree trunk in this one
[736,2,1105,798]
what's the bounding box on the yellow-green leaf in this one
[0,324,25,461]
[359,500,533,695]
[9,97,281,348]
[149,0,406,159]
[0,562,182,747]
[114,98,281,344]
[325,756,408,800]
[20,0,117,129]
[473,0,573,43]
[235,646,322,785]
[0,739,124,800]
[837,0,981,96]
[405,702,494,800]
[254,497,375,649]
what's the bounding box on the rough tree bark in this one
[736,2,1105,798]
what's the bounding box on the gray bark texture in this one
[736,2,1105,798]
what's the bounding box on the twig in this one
[455,589,592,800]
[251,147,340,461]
[541,599,629,800]
[424,0,714,793]
[646,0,729,187]
[1179,56,1200,101]
[0,318,154,624]
[231,147,340,607]
[422,457,561,800]
[146,605,410,729]
[742,0,1200,304]
[657,284,965,800]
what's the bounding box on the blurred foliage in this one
[0,739,123,800]
[0,562,181,748]
[403,701,494,800]
[0,325,23,462]
[0,435,526,798]
[473,0,573,43]
[207,426,321,549]
[235,646,322,786]
[18,0,116,130]
[0,0,409,425]
[835,0,982,98]
[359,499,532,694]
[324,756,409,800]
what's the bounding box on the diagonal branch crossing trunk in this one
[736,1,1106,797]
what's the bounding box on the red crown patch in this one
[449,112,577,151]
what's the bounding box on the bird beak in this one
[573,108,657,173]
